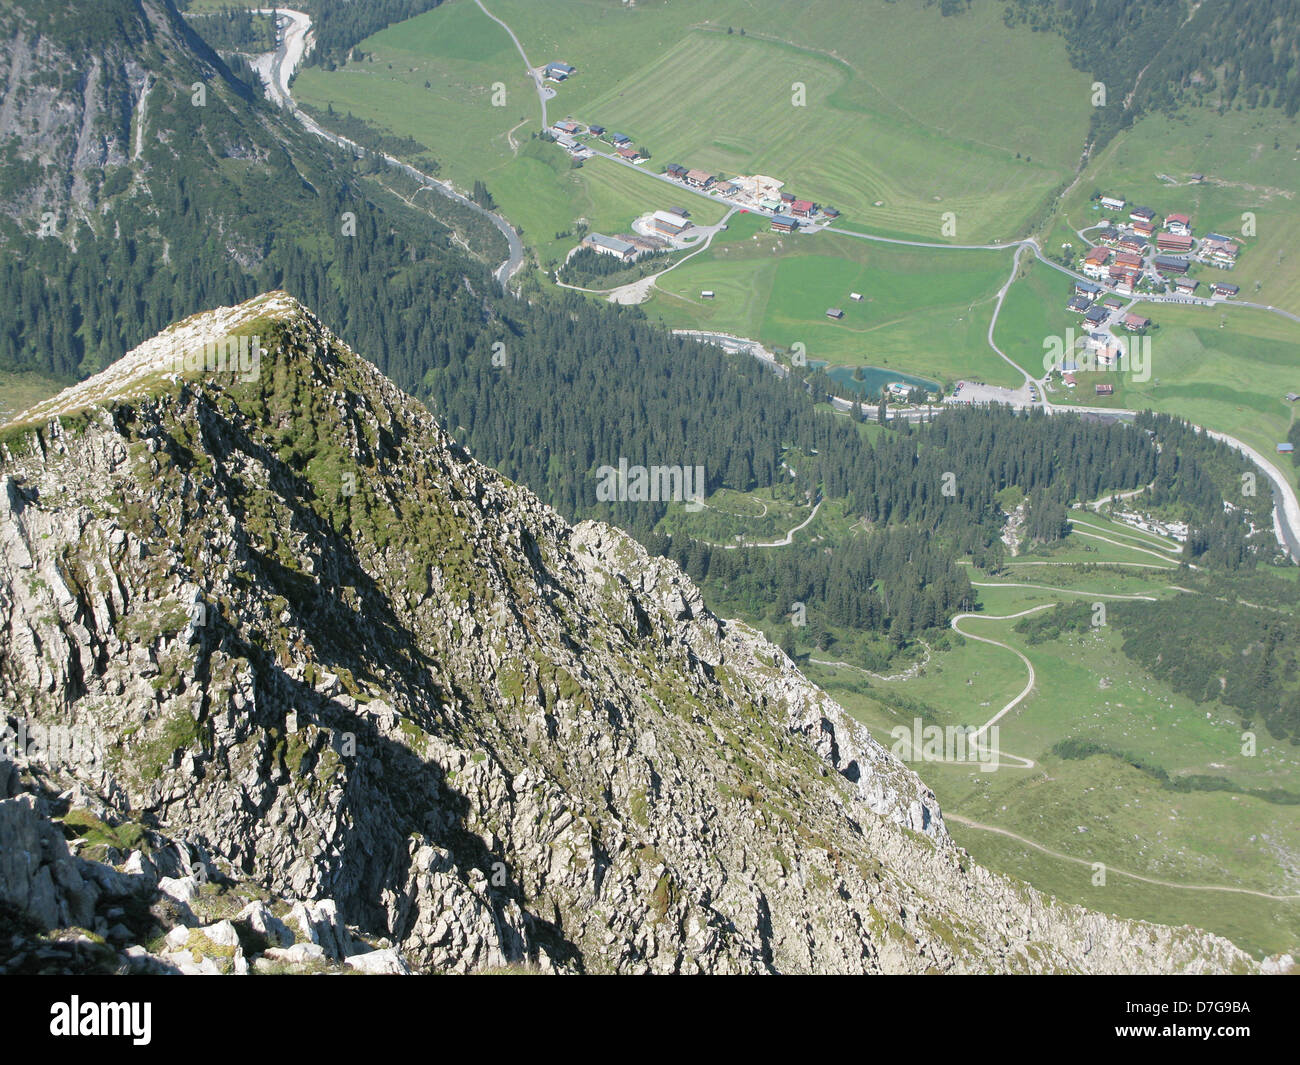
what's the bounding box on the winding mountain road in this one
[251,4,1299,557]
[253,9,525,287]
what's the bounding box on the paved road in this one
[592,147,1300,557]
[1063,401,1300,561]
[254,9,525,287]
[984,242,1037,387]
[257,7,1300,556]
[673,330,940,424]
[474,0,549,130]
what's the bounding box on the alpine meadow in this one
[1,0,1298,1020]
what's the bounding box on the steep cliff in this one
[0,292,1259,974]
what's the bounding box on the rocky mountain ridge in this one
[0,291,1269,974]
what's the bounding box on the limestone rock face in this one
[0,292,1263,974]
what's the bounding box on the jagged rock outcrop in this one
[0,0,262,231]
[0,292,1265,974]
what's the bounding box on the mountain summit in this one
[0,293,1259,973]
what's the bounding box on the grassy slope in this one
[1047,302,1300,494]
[815,540,1300,957]
[650,211,1021,387]
[287,0,1300,955]
[0,371,69,422]
[1043,106,1300,315]
[292,0,1090,247]
[479,0,1089,240]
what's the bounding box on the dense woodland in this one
[558,246,672,287]
[1115,584,1300,742]
[1017,574,1300,741]
[296,0,446,69]
[4,0,1287,663]
[179,7,277,53]
[0,2,501,386]
[646,527,975,644]
[299,103,441,174]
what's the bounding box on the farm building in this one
[1099,195,1126,211]
[1279,443,1295,454]
[650,210,691,236]
[582,233,637,261]
[545,62,576,81]
[770,214,799,233]
[850,292,863,301]
[1286,392,1300,403]
[701,290,715,299]
[826,308,844,320]
[1096,383,1114,396]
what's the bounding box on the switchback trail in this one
[945,813,1300,901]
